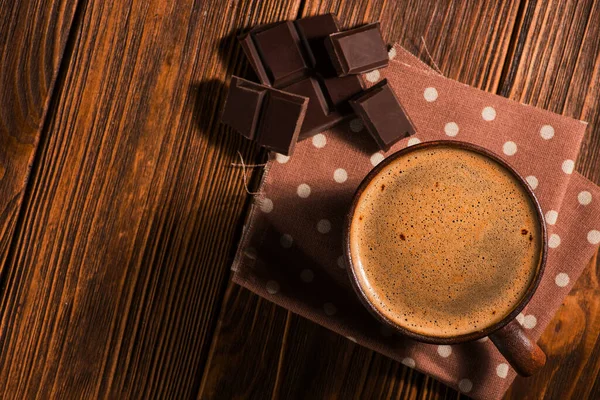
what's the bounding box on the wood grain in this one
[2,0,600,399]
[200,0,523,399]
[0,0,301,398]
[0,0,79,269]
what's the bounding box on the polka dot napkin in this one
[231,45,600,399]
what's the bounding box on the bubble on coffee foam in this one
[350,146,541,337]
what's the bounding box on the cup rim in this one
[344,140,548,344]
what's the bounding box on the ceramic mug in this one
[344,140,547,376]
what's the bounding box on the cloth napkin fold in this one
[231,45,600,399]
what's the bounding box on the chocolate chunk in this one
[238,34,271,85]
[294,14,340,76]
[320,74,364,110]
[257,89,308,154]
[252,21,310,87]
[282,77,346,139]
[325,22,388,76]
[221,76,308,155]
[349,79,415,151]
[221,77,267,140]
[237,15,365,140]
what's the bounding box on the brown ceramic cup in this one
[344,140,547,376]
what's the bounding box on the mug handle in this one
[489,318,546,376]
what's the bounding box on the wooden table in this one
[1,0,599,398]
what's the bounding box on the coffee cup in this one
[344,140,547,376]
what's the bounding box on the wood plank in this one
[0,0,301,398]
[200,1,522,399]
[0,0,79,268]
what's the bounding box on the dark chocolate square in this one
[349,79,415,151]
[294,14,340,76]
[257,90,308,155]
[320,74,364,110]
[221,76,308,155]
[238,34,271,85]
[253,21,310,87]
[221,77,266,140]
[283,77,344,138]
[325,22,388,76]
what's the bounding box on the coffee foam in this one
[350,145,542,338]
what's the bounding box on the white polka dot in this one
[458,378,473,393]
[312,133,327,148]
[545,210,558,225]
[477,336,489,343]
[588,230,600,245]
[324,302,337,316]
[365,69,381,82]
[297,183,311,198]
[260,198,273,213]
[578,191,592,205]
[526,175,538,190]
[540,125,555,140]
[496,363,509,378]
[266,280,280,294]
[562,159,574,174]
[370,153,384,166]
[388,47,397,60]
[337,255,345,269]
[549,233,561,248]
[380,325,393,337]
[243,247,257,260]
[407,137,421,147]
[502,141,517,156]
[444,122,459,137]
[516,313,525,325]
[300,269,314,283]
[347,336,357,343]
[555,273,570,287]
[349,118,364,132]
[275,153,290,163]
[523,315,537,329]
[280,234,293,248]
[334,168,348,183]
[423,87,438,102]
[402,357,415,368]
[437,345,452,358]
[482,106,496,121]
[317,219,331,234]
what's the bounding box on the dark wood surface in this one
[0,0,598,398]
[0,0,79,271]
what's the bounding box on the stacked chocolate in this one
[221,14,416,156]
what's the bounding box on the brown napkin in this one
[231,45,600,399]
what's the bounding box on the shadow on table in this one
[192,79,226,134]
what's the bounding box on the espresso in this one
[350,145,542,337]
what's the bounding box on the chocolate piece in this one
[282,77,345,139]
[257,89,308,154]
[294,14,340,76]
[325,22,388,76]
[282,78,329,132]
[320,74,364,110]
[221,77,267,140]
[221,76,308,155]
[238,34,271,85]
[237,15,365,140]
[349,79,415,151]
[253,21,310,87]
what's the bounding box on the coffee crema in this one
[350,145,542,337]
